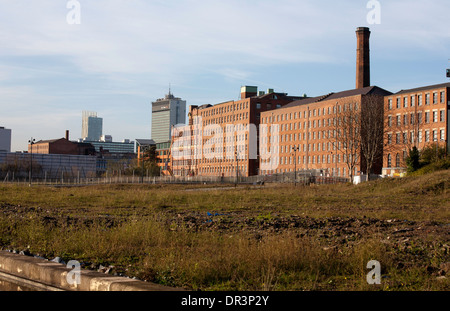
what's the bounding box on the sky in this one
[1,0,449,152]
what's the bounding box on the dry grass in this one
[0,170,449,291]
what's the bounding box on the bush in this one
[406,147,420,173]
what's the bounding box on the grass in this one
[0,170,449,291]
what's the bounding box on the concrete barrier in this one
[0,251,185,291]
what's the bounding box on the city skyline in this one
[1,0,450,152]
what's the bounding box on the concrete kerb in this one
[0,251,185,291]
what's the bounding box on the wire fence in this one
[1,169,350,186]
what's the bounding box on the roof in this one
[136,139,156,146]
[394,82,450,95]
[34,138,67,144]
[282,86,392,109]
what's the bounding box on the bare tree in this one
[326,99,361,182]
[360,95,385,180]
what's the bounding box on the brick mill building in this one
[383,83,449,176]
[259,86,391,178]
[166,27,449,180]
[170,86,305,177]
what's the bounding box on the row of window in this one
[387,129,446,145]
[386,153,407,168]
[200,102,249,117]
[198,165,248,174]
[387,91,446,110]
[387,110,445,126]
[271,153,355,166]
[262,103,359,124]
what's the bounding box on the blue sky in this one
[1,0,449,151]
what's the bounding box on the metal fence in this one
[1,169,349,186]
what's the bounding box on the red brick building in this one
[259,86,391,178]
[29,131,95,156]
[382,83,449,176]
[170,86,305,177]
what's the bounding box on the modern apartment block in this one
[382,83,449,176]
[151,91,186,144]
[170,86,304,177]
[82,111,103,142]
[0,127,12,153]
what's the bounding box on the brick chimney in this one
[356,27,371,89]
[65,130,70,140]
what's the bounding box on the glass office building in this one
[82,111,103,142]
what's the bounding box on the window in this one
[404,97,408,108]
[388,99,392,110]
[440,110,445,122]
[397,115,401,126]
[387,154,392,168]
[388,134,392,145]
[433,92,438,104]
[433,130,438,142]
[396,154,400,167]
[418,112,423,124]
[403,114,408,126]
[418,94,423,106]
[433,111,438,123]
[267,103,272,109]
[418,130,423,143]
[440,91,445,103]
[396,133,400,144]
[396,98,401,109]
[425,112,430,123]
[410,95,415,107]
[441,130,445,141]
[425,130,430,142]
[425,93,430,105]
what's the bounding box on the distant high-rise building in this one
[151,90,186,144]
[0,126,12,152]
[82,111,103,142]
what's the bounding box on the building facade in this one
[170,86,304,177]
[0,127,11,153]
[82,111,103,142]
[0,152,97,179]
[156,141,171,176]
[259,86,391,178]
[382,83,449,176]
[29,138,96,156]
[151,92,186,144]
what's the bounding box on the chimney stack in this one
[65,130,70,140]
[356,27,371,89]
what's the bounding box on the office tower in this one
[151,91,186,144]
[0,127,11,152]
[82,111,103,142]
